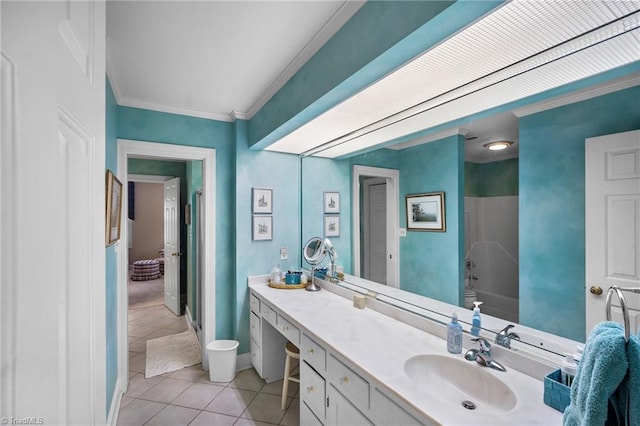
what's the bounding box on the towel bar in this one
[605,286,640,342]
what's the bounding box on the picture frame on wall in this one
[252,187,273,214]
[406,192,446,232]
[324,215,340,237]
[105,169,123,246]
[252,215,273,241]
[323,191,340,213]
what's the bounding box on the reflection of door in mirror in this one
[363,177,387,284]
[353,165,400,287]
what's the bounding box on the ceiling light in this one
[484,141,513,151]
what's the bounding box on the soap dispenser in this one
[471,301,483,336]
[447,312,463,354]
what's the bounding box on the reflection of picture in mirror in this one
[406,192,445,232]
[252,215,273,241]
[323,191,340,213]
[324,215,340,237]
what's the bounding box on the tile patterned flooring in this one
[118,303,300,425]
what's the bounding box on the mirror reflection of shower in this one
[464,196,519,322]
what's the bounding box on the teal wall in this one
[105,78,118,413]
[519,85,640,341]
[300,156,352,274]
[398,136,465,305]
[465,159,518,197]
[234,119,301,354]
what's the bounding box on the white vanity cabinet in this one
[249,288,425,426]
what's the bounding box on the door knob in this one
[590,285,603,296]
[172,252,182,257]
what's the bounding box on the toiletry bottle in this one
[471,301,483,336]
[270,265,281,284]
[447,312,463,354]
[561,354,577,386]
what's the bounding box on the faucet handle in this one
[471,337,491,352]
[498,324,515,335]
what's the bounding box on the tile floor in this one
[118,303,300,425]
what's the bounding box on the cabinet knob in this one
[340,376,350,384]
[306,386,314,393]
[308,348,315,355]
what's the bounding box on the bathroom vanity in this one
[248,275,562,425]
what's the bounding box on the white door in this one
[164,177,181,315]
[586,129,640,336]
[1,1,106,423]
[364,178,387,284]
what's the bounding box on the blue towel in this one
[563,322,628,426]
[615,333,640,426]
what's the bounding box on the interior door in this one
[586,129,640,336]
[363,178,387,284]
[1,1,106,422]
[164,177,181,315]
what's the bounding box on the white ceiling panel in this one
[267,0,640,158]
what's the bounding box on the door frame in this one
[116,139,216,391]
[352,165,399,287]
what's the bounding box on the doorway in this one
[116,139,216,396]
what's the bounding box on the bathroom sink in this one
[403,354,517,413]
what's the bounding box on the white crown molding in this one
[230,110,249,121]
[388,127,469,150]
[244,0,366,119]
[118,97,234,122]
[513,74,640,117]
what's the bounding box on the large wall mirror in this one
[300,80,640,352]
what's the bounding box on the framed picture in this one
[324,215,340,237]
[105,170,123,246]
[252,187,273,214]
[252,215,273,241]
[406,192,446,232]
[323,191,340,213]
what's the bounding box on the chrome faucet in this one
[465,337,507,372]
[495,324,520,349]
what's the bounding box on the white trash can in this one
[207,340,239,382]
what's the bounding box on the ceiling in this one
[107,1,640,163]
[106,1,364,121]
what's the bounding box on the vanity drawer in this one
[250,337,262,377]
[328,354,369,412]
[249,311,260,341]
[277,314,300,346]
[261,302,277,327]
[302,333,326,373]
[301,400,324,426]
[302,361,326,421]
[249,293,260,314]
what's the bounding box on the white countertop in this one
[249,279,562,425]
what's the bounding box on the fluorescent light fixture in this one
[484,141,513,151]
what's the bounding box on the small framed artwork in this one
[252,215,273,241]
[105,170,123,246]
[323,191,340,213]
[252,187,273,214]
[406,192,446,232]
[324,215,340,237]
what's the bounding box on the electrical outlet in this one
[280,246,288,260]
[399,228,407,237]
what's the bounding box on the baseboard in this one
[236,352,252,372]
[106,378,123,426]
